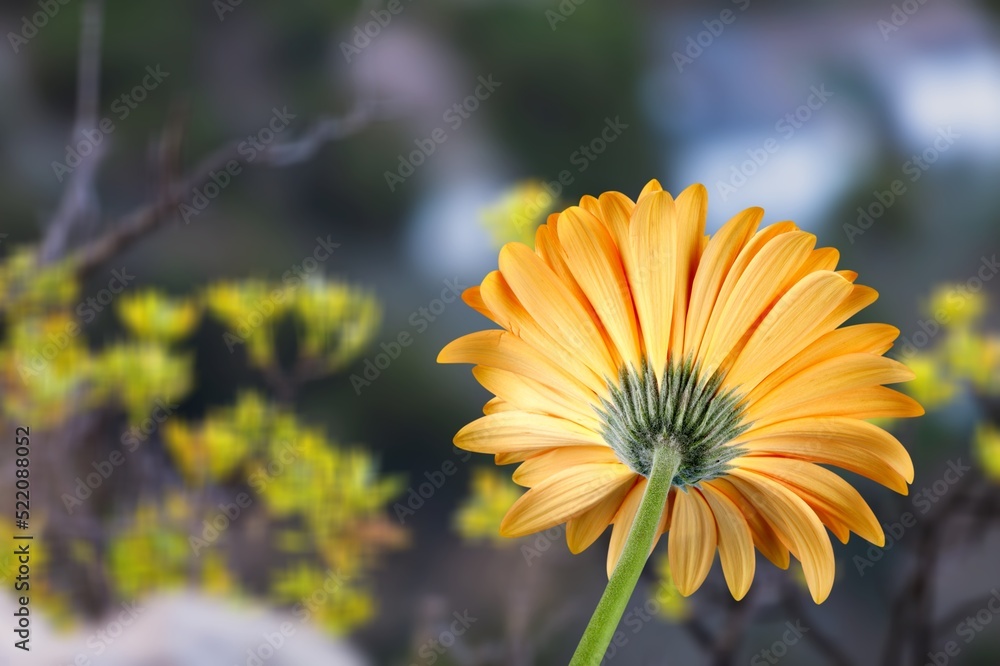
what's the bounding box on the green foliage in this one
[0,245,403,637]
[453,468,522,546]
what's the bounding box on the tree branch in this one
[42,0,107,264]
[72,101,392,278]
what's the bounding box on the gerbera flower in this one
[439,181,922,608]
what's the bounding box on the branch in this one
[41,0,107,264]
[71,101,392,278]
[880,474,982,665]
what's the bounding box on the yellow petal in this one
[479,271,606,395]
[707,478,790,569]
[668,488,718,596]
[726,271,855,392]
[683,207,762,357]
[461,286,496,322]
[735,416,913,491]
[607,479,647,576]
[734,457,885,546]
[820,283,879,330]
[438,330,595,403]
[501,462,636,537]
[472,365,601,431]
[558,206,642,368]
[747,323,900,403]
[566,476,637,554]
[751,385,924,428]
[669,184,708,352]
[499,243,617,382]
[702,231,817,375]
[728,469,835,603]
[578,194,601,215]
[455,412,605,454]
[700,482,756,600]
[651,487,678,552]
[746,353,916,422]
[534,223,593,310]
[496,450,532,465]
[483,397,514,414]
[597,191,635,253]
[793,247,840,278]
[512,446,622,487]
[627,191,677,374]
[695,221,798,361]
[638,179,665,200]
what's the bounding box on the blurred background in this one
[1,0,1000,664]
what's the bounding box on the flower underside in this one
[597,357,750,484]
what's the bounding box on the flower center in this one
[596,358,750,484]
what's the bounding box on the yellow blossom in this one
[974,423,1000,481]
[92,343,192,424]
[118,289,201,343]
[926,283,986,330]
[454,469,523,546]
[481,180,556,248]
[651,556,689,621]
[902,352,960,409]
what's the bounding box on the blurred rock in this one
[0,591,370,666]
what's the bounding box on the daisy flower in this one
[439,181,922,662]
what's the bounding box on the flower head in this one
[439,181,922,603]
[974,423,1000,481]
[481,180,556,248]
[118,289,201,343]
[926,283,986,330]
[454,468,524,545]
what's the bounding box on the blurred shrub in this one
[0,245,404,637]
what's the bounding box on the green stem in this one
[569,444,680,666]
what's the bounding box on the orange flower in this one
[440,181,923,603]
